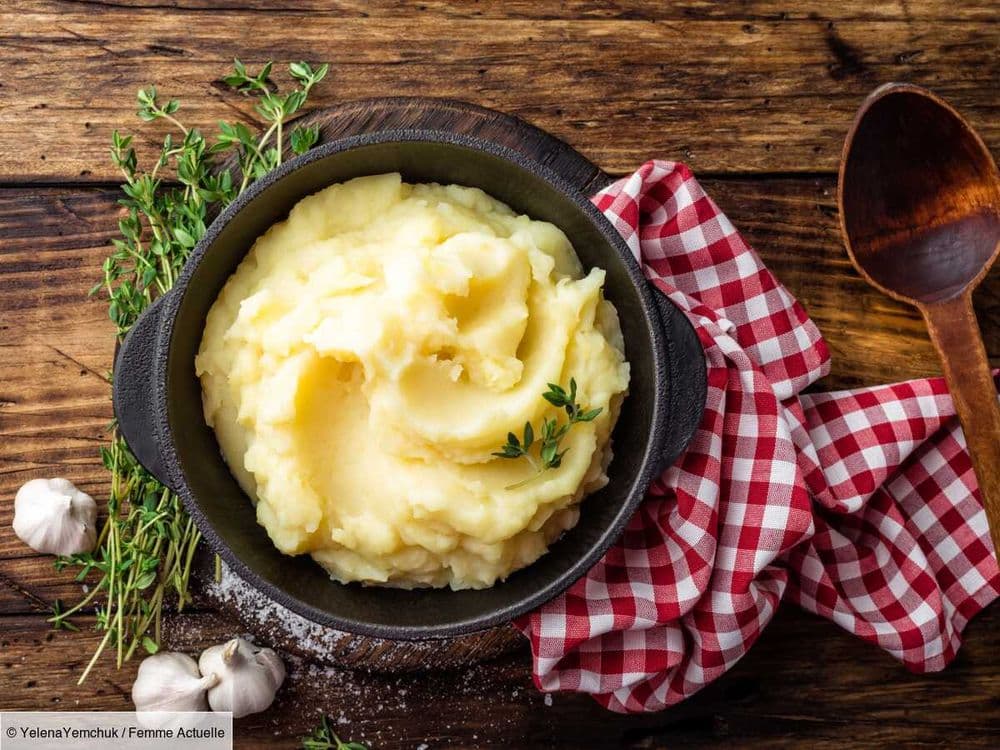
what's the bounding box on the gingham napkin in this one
[515,161,1000,713]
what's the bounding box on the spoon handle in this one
[922,294,1000,558]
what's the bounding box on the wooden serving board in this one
[198,96,614,672]
[193,551,527,672]
[292,96,613,192]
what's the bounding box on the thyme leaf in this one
[300,716,369,750]
[493,378,603,488]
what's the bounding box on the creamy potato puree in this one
[196,174,630,589]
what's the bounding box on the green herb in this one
[50,442,201,683]
[52,60,328,683]
[493,378,602,488]
[300,716,369,750]
[49,600,80,632]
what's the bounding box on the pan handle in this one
[112,294,176,489]
[652,292,707,474]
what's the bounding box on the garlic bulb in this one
[13,478,97,555]
[199,637,285,718]
[132,652,218,712]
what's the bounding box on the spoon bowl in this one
[840,83,1000,304]
[839,82,1000,553]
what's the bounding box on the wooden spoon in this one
[838,82,1000,554]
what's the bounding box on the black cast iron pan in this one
[113,111,706,640]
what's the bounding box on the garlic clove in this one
[256,647,286,688]
[12,478,97,556]
[199,637,285,718]
[221,637,240,665]
[132,652,218,713]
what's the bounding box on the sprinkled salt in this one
[198,561,515,670]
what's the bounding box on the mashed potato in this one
[196,174,629,589]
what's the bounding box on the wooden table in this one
[2,1,998,747]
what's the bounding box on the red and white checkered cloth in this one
[515,161,1000,712]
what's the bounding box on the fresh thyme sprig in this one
[51,441,199,680]
[300,716,369,750]
[493,378,602,488]
[51,60,328,684]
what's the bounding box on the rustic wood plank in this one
[2,181,998,607]
[2,603,999,748]
[1,2,997,180]
[32,0,1000,22]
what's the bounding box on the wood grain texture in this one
[3,605,1000,749]
[3,1,1000,746]
[26,0,1000,21]
[1,1,998,180]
